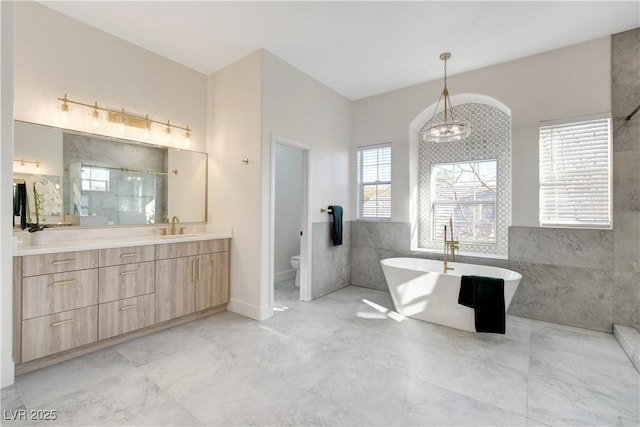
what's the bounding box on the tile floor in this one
[2,283,639,426]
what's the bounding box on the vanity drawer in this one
[99,261,155,303]
[99,245,155,267]
[22,269,99,320]
[21,305,98,363]
[98,294,155,340]
[22,250,99,277]
[156,239,229,259]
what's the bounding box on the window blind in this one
[357,143,391,220]
[539,115,611,228]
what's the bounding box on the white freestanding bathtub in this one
[380,257,522,332]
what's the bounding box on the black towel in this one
[328,205,343,246]
[458,275,505,334]
[14,183,27,230]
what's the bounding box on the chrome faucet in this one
[171,216,180,235]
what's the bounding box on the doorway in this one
[270,136,310,313]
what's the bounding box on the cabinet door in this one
[195,252,229,312]
[155,257,195,322]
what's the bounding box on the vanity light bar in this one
[57,94,192,141]
[13,158,40,168]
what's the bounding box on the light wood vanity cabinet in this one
[15,238,230,371]
[155,239,230,322]
[20,251,100,363]
[98,246,156,340]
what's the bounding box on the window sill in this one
[411,247,508,261]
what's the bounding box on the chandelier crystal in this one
[422,52,470,143]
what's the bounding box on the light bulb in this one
[184,126,191,147]
[144,115,151,139]
[120,108,127,135]
[91,102,100,130]
[60,95,70,124]
[165,121,172,143]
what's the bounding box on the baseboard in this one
[228,298,272,321]
[1,359,15,387]
[275,269,295,283]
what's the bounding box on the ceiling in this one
[40,1,640,100]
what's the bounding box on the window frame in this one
[81,166,110,193]
[430,159,498,244]
[538,113,612,230]
[356,142,392,221]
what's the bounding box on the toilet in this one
[290,255,300,287]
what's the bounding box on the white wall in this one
[274,144,302,279]
[1,0,15,388]
[167,149,207,223]
[352,37,612,227]
[207,50,352,319]
[261,50,352,305]
[14,2,207,152]
[262,51,352,224]
[207,51,265,319]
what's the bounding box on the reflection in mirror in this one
[63,132,168,226]
[13,121,207,227]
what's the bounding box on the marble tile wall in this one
[350,221,412,291]
[508,227,615,332]
[311,221,351,299]
[349,221,511,292]
[611,28,640,331]
[350,223,618,332]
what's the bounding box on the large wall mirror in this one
[13,120,207,228]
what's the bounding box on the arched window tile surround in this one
[417,101,511,257]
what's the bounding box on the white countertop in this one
[14,232,233,256]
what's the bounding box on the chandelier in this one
[422,52,470,143]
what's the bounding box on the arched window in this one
[417,100,511,257]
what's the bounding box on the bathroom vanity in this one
[12,234,230,374]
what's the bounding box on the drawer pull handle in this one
[51,318,75,327]
[196,258,200,281]
[120,253,138,258]
[192,258,196,282]
[51,259,75,265]
[119,304,139,311]
[51,279,76,287]
[119,270,138,276]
